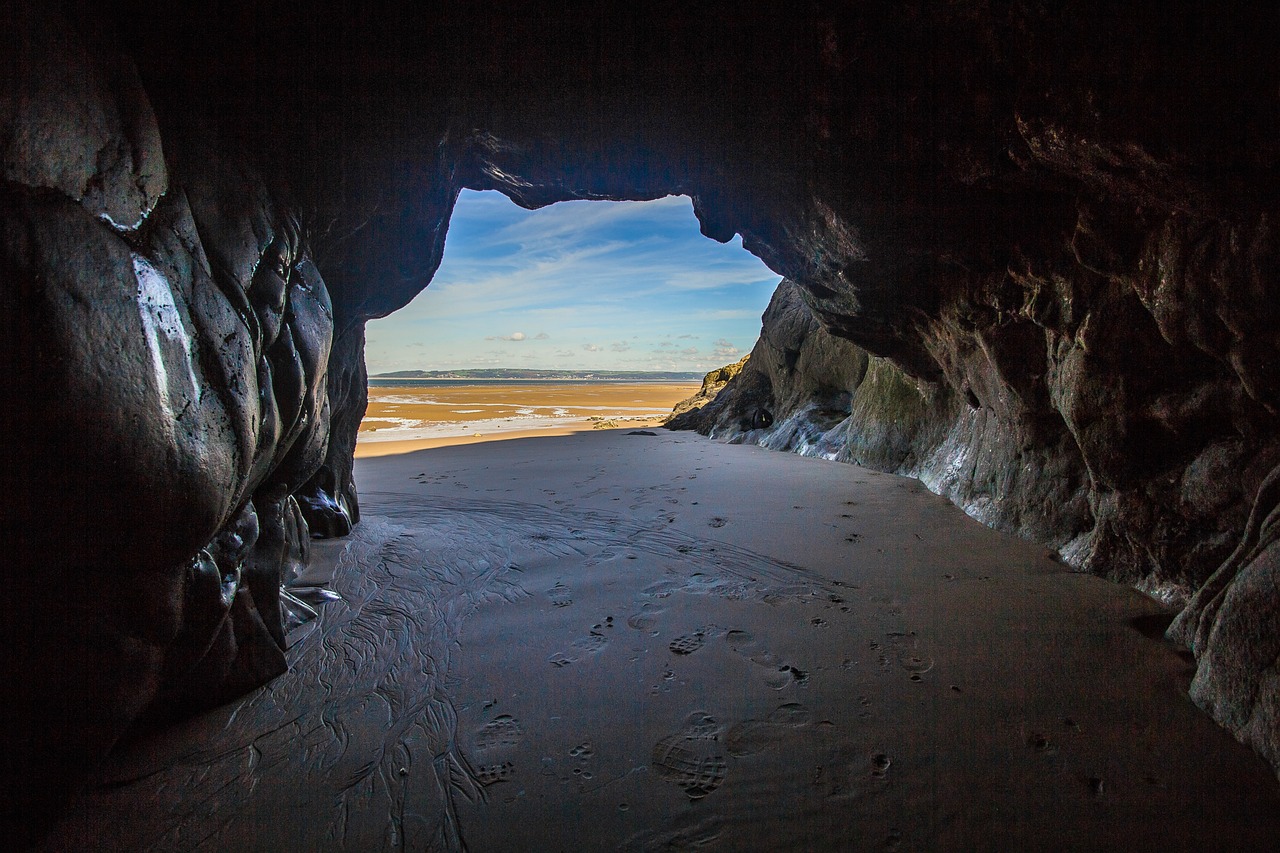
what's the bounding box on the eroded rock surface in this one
[5,0,1280,842]
[666,354,751,425]
[2,5,333,842]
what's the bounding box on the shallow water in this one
[360,383,698,444]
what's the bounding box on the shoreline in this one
[355,421,666,457]
[355,381,697,457]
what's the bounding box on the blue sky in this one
[363,190,780,374]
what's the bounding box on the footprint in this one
[870,753,891,779]
[708,517,727,528]
[899,654,933,674]
[474,762,515,786]
[768,702,813,727]
[669,630,706,656]
[627,604,664,631]
[643,579,681,598]
[571,633,608,654]
[547,583,573,607]
[762,665,809,690]
[725,629,808,688]
[652,712,728,800]
[725,702,814,757]
[725,720,783,757]
[681,711,723,739]
[725,630,782,667]
[476,715,523,750]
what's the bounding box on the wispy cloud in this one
[364,189,778,373]
[712,338,741,359]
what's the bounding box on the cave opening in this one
[9,2,1280,847]
[356,189,778,454]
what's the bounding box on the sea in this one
[359,379,700,445]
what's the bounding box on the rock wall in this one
[1,4,335,842]
[4,0,1280,841]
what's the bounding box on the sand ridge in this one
[43,430,1280,851]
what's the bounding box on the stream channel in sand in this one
[43,430,1280,851]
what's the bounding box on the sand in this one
[43,430,1280,851]
[356,383,698,456]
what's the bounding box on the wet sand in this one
[357,383,698,456]
[44,430,1280,851]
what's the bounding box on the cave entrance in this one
[356,189,778,455]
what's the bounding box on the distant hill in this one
[372,368,703,381]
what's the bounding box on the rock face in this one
[4,0,1280,841]
[666,354,751,425]
[1,4,334,842]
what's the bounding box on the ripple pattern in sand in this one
[45,491,846,852]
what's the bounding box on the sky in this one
[363,190,781,374]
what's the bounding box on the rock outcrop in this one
[5,0,1280,842]
[666,354,750,425]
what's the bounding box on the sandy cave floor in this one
[44,430,1280,851]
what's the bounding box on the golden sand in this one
[355,382,699,457]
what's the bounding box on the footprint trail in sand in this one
[43,431,1280,852]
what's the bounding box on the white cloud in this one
[712,339,741,360]
[364,190,780,373]
[610,341,631,352]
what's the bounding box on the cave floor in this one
[46,430,1280,851]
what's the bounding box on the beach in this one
[356,382,699,457]
[43,429,1280,851]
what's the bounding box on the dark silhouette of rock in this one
[4,0,1280,842]
[2,4,333,842]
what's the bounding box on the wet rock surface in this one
[6,0,1280,842]
[2,4,334,842]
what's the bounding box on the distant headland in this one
[372,368,703,382]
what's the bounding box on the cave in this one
[4,1,1280,848]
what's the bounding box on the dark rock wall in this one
[5,0,1280,840]
[2,3,336,841]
